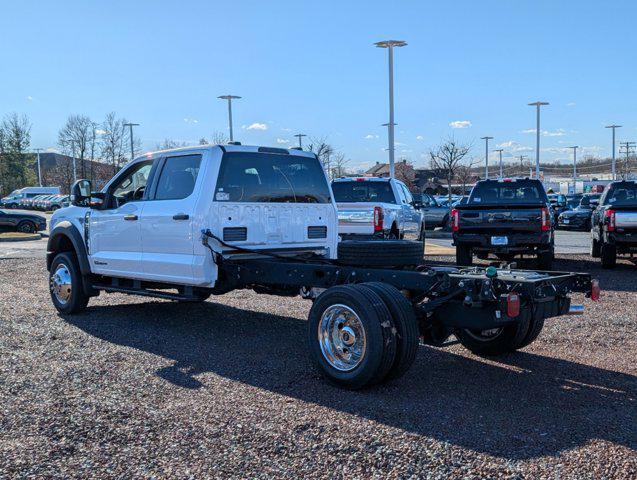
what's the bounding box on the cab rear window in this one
[469,181,548,204]
[215,152,331,203]
[604,184,637,206]
[331,181,396,203]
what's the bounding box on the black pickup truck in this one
[591,180,637,268]
[452,178,554,269]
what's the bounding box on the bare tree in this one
[306,137,335,176]
[429,137,472,213]
[156,138,188,150]
[100,112,128,175]
[199,131,229,145]
[454,157,478,195]
[58,115,94,178]
[330,152,350,178]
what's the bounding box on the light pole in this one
[528,101,549,180]
[33,148,44,186]
[123,123,139,161]
[218,95,241,142]
[568,146,578,193]
[481,136,493,179]
[494,149,504,178]
[375,40,407,179]
[605,125,622,180]
[294,133,307,149]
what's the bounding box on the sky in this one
[1,0,636,172]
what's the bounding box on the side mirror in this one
[412,200,423,209]
[71,179,92,207]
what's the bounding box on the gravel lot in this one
[1,255,635,478]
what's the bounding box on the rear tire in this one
[49,252,89,314]
[363,282,419,381]
[456,243,472,266]
[17,221,36,233]
[307,284,397,389]
[457,314,532,357]
[591,236,601,258]
[601,242,617,269]
[337,240,423,267]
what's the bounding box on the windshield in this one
[216,152,331,203]
[603,184,637,206]
[331,181,396,203]
[469,181,548,205]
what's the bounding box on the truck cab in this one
[49,144,338,287]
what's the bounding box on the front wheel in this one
[17,221,36,233]
[49,252,89,314]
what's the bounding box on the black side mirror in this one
[71,179,92,206]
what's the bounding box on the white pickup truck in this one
[332,177,424,240]
[47,144,598,389]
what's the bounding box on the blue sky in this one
[1,0,635,171]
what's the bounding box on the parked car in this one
[1,186,60,209]
[47,195,70,211]
[332,177,424,240]
[45,144,597,389]
[412,193,449,229]
[557,194,600,231]
[566,193,583,210]
[452,178,554,268]
[591,181,637,268]
[0,209,47,233]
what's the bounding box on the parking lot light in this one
[528,101,549,179]
[481,137,493,179]
[218,95,241,142]
[494,149,504,178]
[568,146,579,193]
[605,125,622,180]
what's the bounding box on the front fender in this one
[47,221,91,275]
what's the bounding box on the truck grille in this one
[308,226,327,239]
[223,227,247,241]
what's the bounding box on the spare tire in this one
[337,240,423,267]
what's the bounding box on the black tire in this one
[601,242,617,269]
[441,214,449,229]
[591,236,601,258]
[516,315,545,349]
[17,221,36,233]
[537,246,554,270]
[49,252,89,314]
[307,284,397,389]
[456,243,472,266]
[363,282,419,381]
[337,240,423,267]
[457,314,532,357]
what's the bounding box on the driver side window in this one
[110,161,153,207]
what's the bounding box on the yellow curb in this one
[424,242,456,255]
[0,232,42,242]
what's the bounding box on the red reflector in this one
[507,293,520,318]
[356,178,366,181]
[591,279,600,301]
[451,208,459,232]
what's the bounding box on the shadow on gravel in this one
[64,300,637,460]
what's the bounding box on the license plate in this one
[491,236,508,245]
[562,219,569,224]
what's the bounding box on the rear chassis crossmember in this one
[219,256,593,332]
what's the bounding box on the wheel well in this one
[391,222,399,234]
[55,235,75,254]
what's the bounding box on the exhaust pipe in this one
[567,304,584,315]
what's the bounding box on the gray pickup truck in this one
[412,193,450,229]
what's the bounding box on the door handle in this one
[173,214,189,220]
[123,214,138,221]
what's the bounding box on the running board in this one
[92,284,201,302]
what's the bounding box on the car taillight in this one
[605,209,616,232]
[591,279,600,301]
[451,208,460,232]
[507,293,520,318]
[373,206,384,232]
[541,207,551,231]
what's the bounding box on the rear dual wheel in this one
[308,283,419,389]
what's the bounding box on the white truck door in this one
[139,153,203,284]
[89,160,153,277]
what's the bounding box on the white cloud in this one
[183,118,199,124]
[521,128,567,137]
[449,120,471,129]
[94,129,107,135]
[364,134,379,139]
[246,122,268,130]
[566,102,576,107]
[276,138,289,144]
[496,140,533,153]
[416,135,424,141]
[26,95,34,101]
[281,127,292,132]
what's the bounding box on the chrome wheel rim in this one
[50,264,72,305]
[318,304,366,371]
[464,328,504,342]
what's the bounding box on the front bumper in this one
[453,232,552,254]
